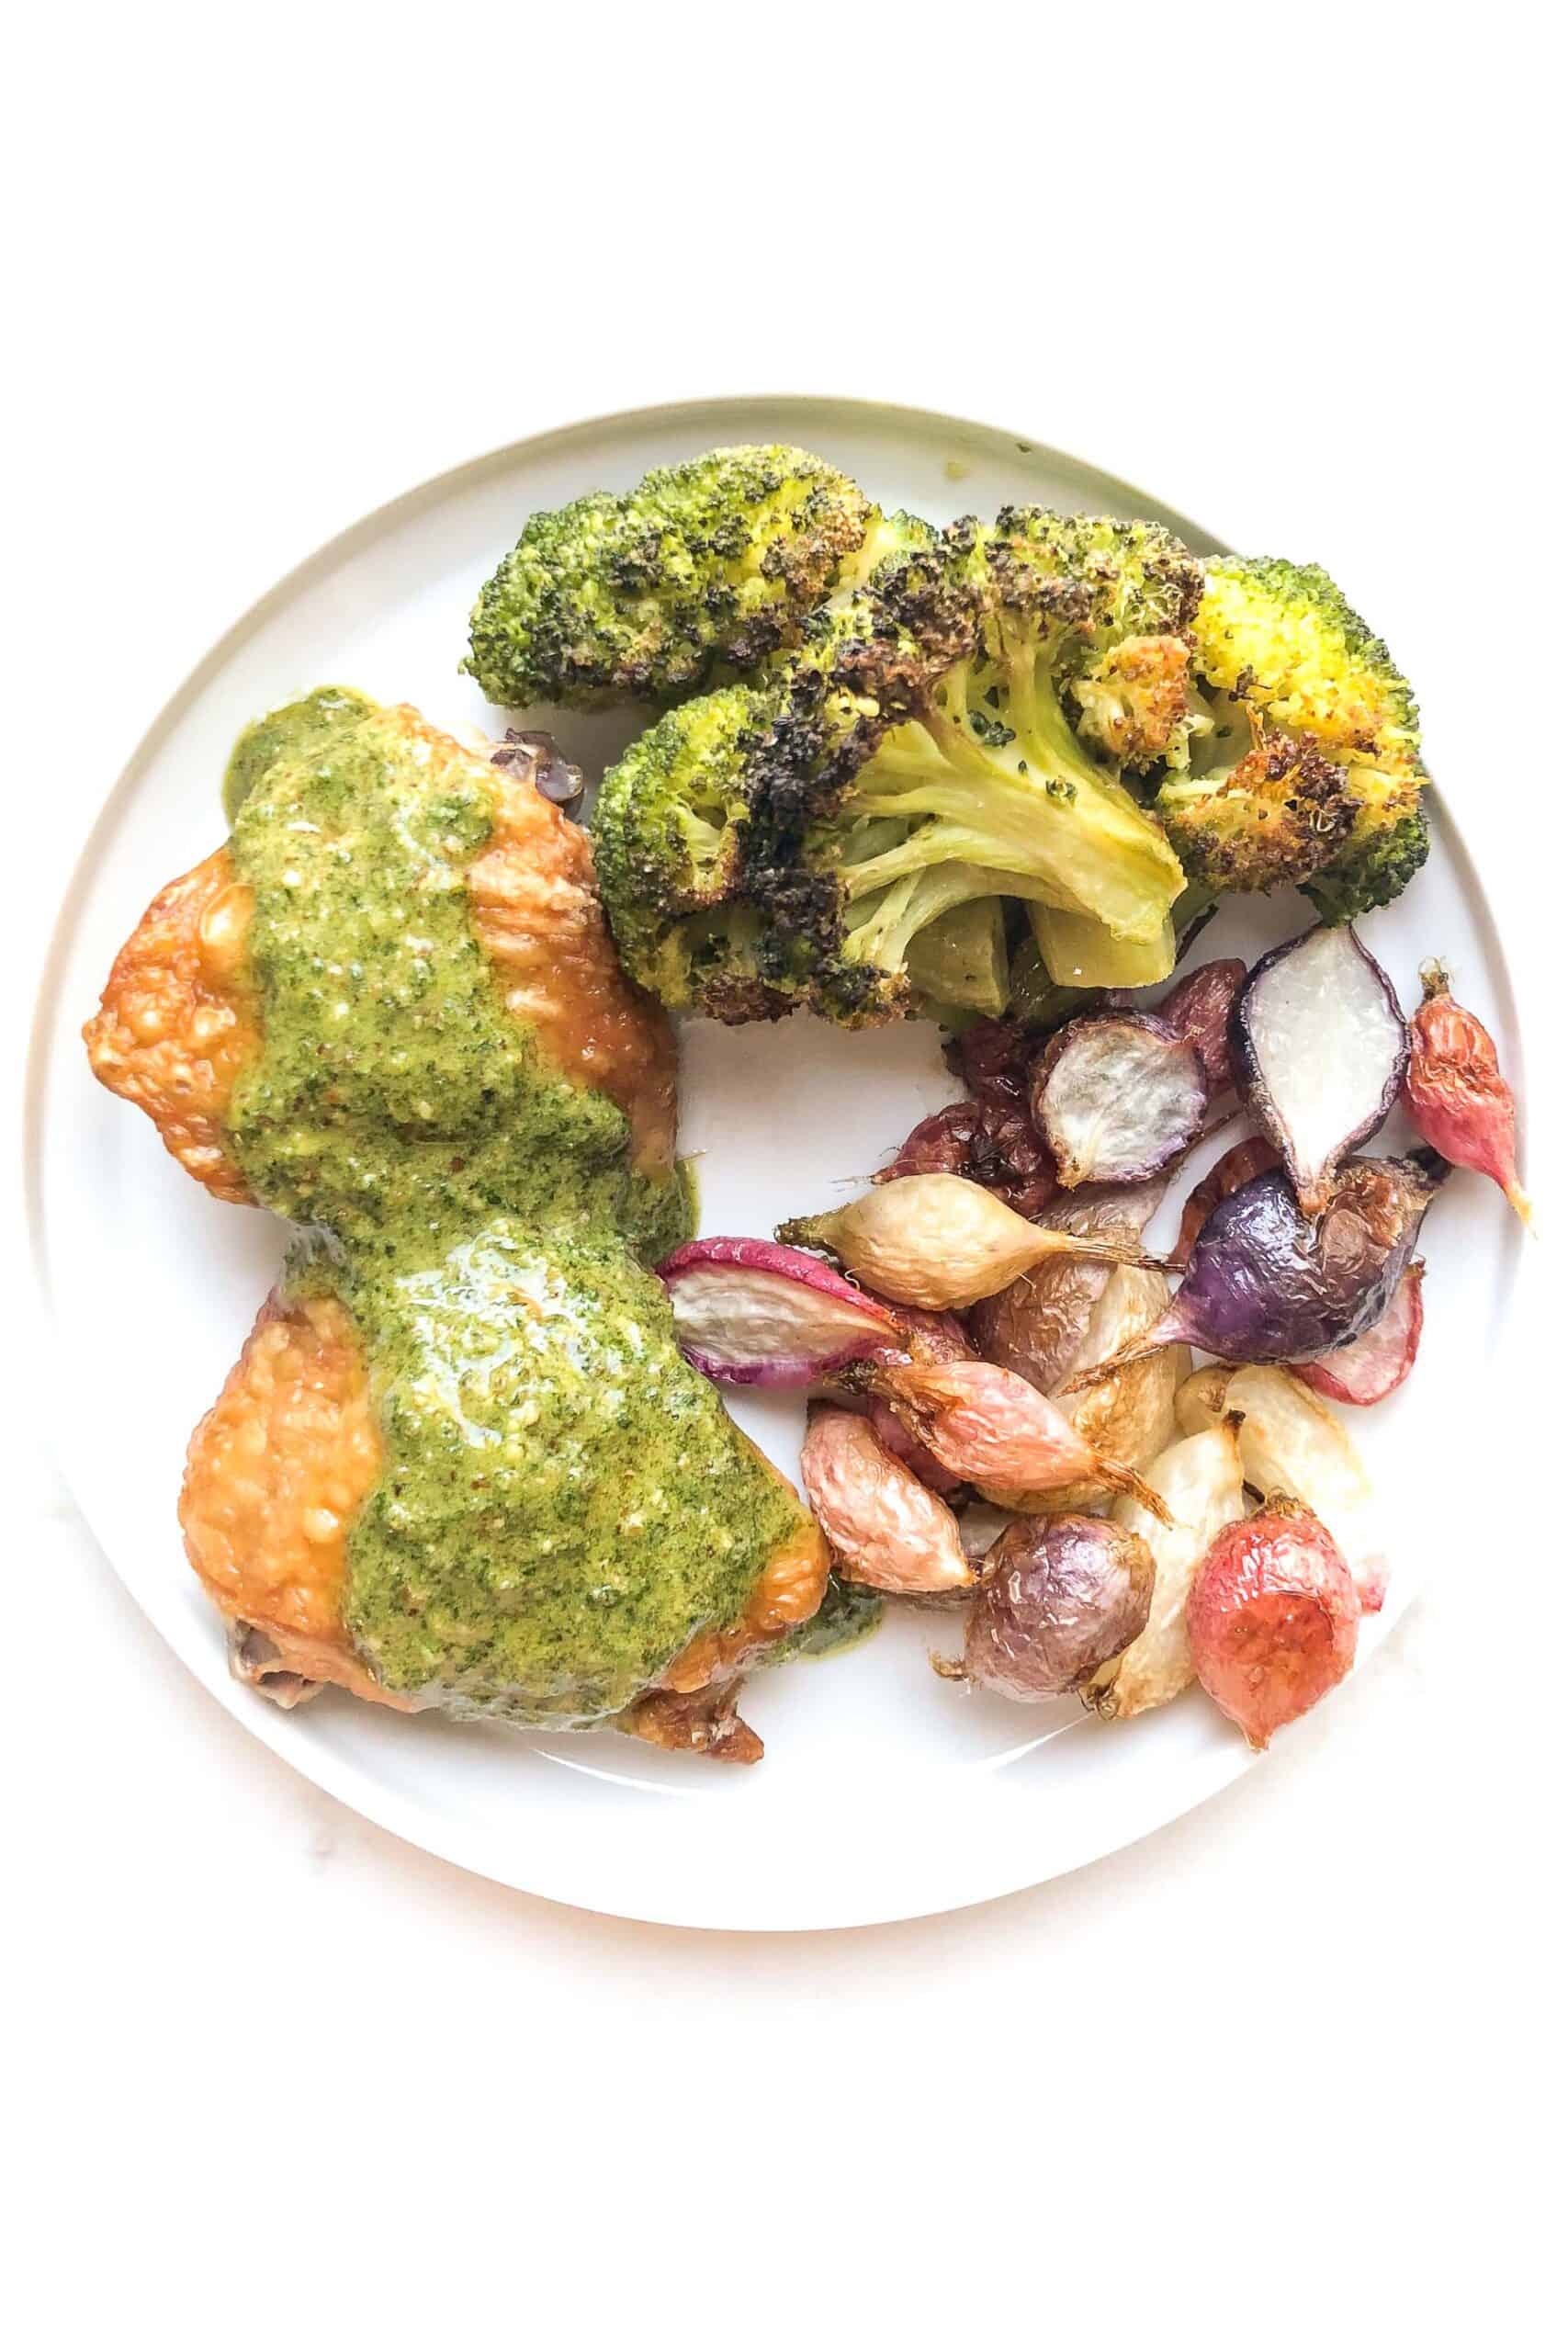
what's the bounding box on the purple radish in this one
[658,1238,902,1385]
[1030,1013,1207,1189]
[1058,1150,1447,1387]
[1231,924,1409,1215]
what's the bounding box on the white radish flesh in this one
[1173,1363,1389,1611]
[1093,1421,1248,1718]
[1234,925,1409,1213]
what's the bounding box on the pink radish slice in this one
[1293,1263,1425,1406]
[658,1238,901,1385]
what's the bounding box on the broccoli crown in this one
[1194,556,1420,767]
[1156,553,1430,916]
[1156,731,1358,894]
[465,446,877,710]
[592,510,1198,1026]
[1071,634,1195,767]
[1304,797,1430,922]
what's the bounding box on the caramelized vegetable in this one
[1404,960,1532,1228]
[1175,1363,1388,1611]
[872,1360,1171,1521]
[779,1175,1157,1312]
[1031,1013,1207,1188]
[1293,1262,1424,1407]
[1090,1421,1247,1719]
[1154,957,1247,1097]
[1062,1152,1446,1380]
[1231,924,1409,1214]
[1045,1263,1189,1510]
[1187,1497,1359,1747]
[798,1407,974,1595]
[660,1238,902,1384]
[944,1515,1156,1702]
[969,1181,1168,1396]
[875,1099,1055,1221]
[1171,1137,1283,1269]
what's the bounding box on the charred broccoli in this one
[592,511,1198,1025]
[1155,726,1358,894]
[465,444,931,710]
[1156,556,1428,919]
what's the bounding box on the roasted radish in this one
[1155,957,1247,1097]
[1171,1137,1283,1269]
[1187,1498,1359,1747]
[871,1359,1171,1521]
[1404,960,1532,1228]
[875,1099,1056,1221]
[798,1408,974,1596]
[1062,1152,1446,1382]
[968,1182,1168,1396]
[1293,1262,1424,1407]
[659,1238,901,1385]
[1175,1363,1388,1611]
[940,1515,1156,1702]
[1030,1013,1207,1189]
[779,1175,1157,1312]
[1231,924,1408,1214]
[1089,1421,1247,1720]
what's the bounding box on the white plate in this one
[25,398,1526,1929]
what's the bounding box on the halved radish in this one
[658,1238,901,1385]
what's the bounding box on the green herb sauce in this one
[226,688,685,1266]
[221,691,802,1722]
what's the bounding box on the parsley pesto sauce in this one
[221,691,798,1720]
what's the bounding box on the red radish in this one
[1172,1137,1283,1269]
[878,1303,975,1363]
[864,1398,965,1494]
[658,1238,900,1385]
[874,1099,1055,1219]
[798,1408,973,1595]
[1187,1498,1359,1748]
[1293,1263,1425,1406]
[1404,961,1532,1229]
[1156,957,1247,1097]
[858,1304,976,1493]
[947,1016,1034,1108]
[872,1359,1171,1521]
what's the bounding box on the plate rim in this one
[23,393,1529,1930]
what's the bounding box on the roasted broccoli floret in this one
[1156,727,1357,894]
[1069,633,1195,767]
[1161,554,1429,919]
[464,445,931,710]
[592,511,1199,1025]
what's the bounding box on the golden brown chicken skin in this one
[183,1285,827,1756]
[94,688,831,1759]
[83,721,678,1202]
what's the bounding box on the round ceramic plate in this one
[26,398,1525,1928]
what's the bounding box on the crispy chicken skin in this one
[97,697,828,1760]
[83,729,679,1198]
[181,1289,826,1754]
[82,849,260,1204]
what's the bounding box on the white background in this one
[6,7,1563,2344]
